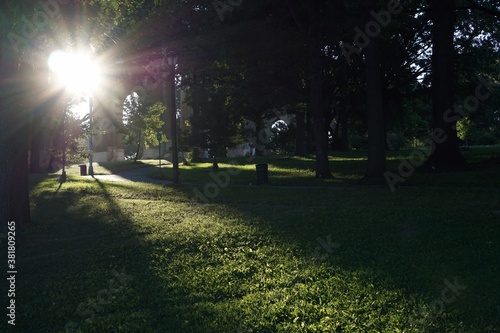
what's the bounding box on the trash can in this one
[80,164,87,176]
[255,163,268,184]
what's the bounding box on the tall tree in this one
[426,0,467,168]
[0,38,32,231]
[285,0,333,178]
[364,34,387,179]
[0,1,41,230]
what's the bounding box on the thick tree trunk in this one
[190,73,202,163]
[307,3,332,178]
[134,132,142,163]
[364,35,386,180]
[29,135,41,173]
[254,117,265,156]
[306,108,314,153]
[294,111,306,156]
[337,66,350,151]
[190,104,202,162]
[0,49,32,233]
[331,119,340,150]
[285,0,331,176]
[340,115,350,151]
[427,0,466,168]
[29,99,50,173]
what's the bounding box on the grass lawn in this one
[3,146,500,332]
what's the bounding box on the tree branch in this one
[463,0,500,17]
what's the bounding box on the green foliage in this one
[122,94,164,159]
[457,117,475,144]
[48,99,89,167]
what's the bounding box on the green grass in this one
[147,146,500,189]
[3,146,500,332]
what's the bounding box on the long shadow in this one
[18,177,204,332]
[167,182,499,332]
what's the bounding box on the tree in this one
[123,94,164,162]
[0,2,35,230]
[285,0,333,178]
[426,0,467,169]
[186,76,243,169]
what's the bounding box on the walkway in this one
[84,166,172,185]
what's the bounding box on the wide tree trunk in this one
[134,132,142,163]
[338,67,350,152]
[285,0,332,178]
[364,35,386,180]
[294,110,306,156]
[427,0,466,168]
[254,116,266,156]
[306,108,314,153]
[307,2,332,178]
[29,135,41,173]
[0,48,32,233]
[340,113,350,151]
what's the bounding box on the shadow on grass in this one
[19,152,500,332]
[19,178,240,332]
[94,160,153,174]
[167,182,500,332]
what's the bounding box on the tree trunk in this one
[338,67,350,152]
[285,0,332,177]
[340,115,350,151]
[254,116,266,156]
[307,2,332,178]
[331,118,340,150]
[294,111,306,156]
[29,135,41,173]
[306,108,314,153]
[427,0,466,168]
[134,132,142,163]
[190,104,202,162]
[0,49,32,233]
[364,35,386,180]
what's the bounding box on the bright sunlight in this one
[48,50,101,94]
[48,50,102,118]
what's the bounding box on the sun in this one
[48,50,101,95]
